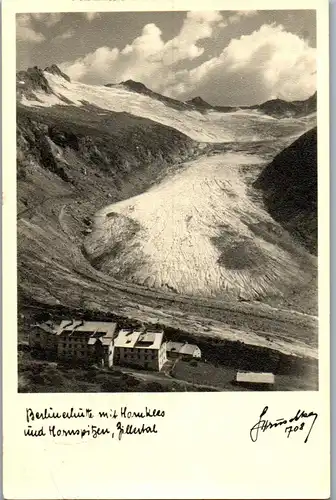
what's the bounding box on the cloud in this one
[83,12,100,22]
[160,11,223,64]
[17,13,64,43]
[53,29,75,42]
[31,13,63,27]
[218,10,258,29]
[227,10,258,24]
[60,16,316,105]
[61,11,223,83]
[167,23,316,104]
[16,14,45,43]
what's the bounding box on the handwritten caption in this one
[250,406,318,443]
[24,406,165,441]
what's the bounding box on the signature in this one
[250,406,318,443]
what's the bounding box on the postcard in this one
[2,0,330,498]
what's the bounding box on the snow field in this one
[21,73,313,143]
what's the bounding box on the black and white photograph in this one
[16,9,319,393]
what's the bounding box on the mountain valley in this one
[16,66,319,389]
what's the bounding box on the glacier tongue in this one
[84,152,314,300]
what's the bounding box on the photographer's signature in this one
[250,406,318,443]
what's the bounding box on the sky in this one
[16,10,316,106]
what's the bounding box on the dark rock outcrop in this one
[118,79,150,94]
[16,65,71,102]
[248,92,317,118]
[105,79,191,112]
[253,127,317,254]
[16,66,53,96]
[186,96,213,109]
[44,64,71,82]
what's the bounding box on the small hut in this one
[234,371,275,390]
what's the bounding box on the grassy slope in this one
[18,350,212,393]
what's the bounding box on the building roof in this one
[236,372,275,384]
[56,320,116,336]
[87,337,111,347]
[56,320,117,347]
[34,322,57,334]
[166,341,201,357]
[113,329,140,348]
[114,329,164,350]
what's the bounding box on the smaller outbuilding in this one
[234,371,275,390]
[166,341,201,360]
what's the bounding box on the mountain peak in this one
[307,91,317,102]
[44,64,71,82]
[17,66,53,94]
[105,79,152,95]
[187,96,212,109]
[121,80,152,93]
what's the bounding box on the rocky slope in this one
[254,127,317,255]
[17,102,199,228]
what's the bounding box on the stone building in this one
[28,321,57,354]
[113,328,167,371]
[55,320,117,367]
